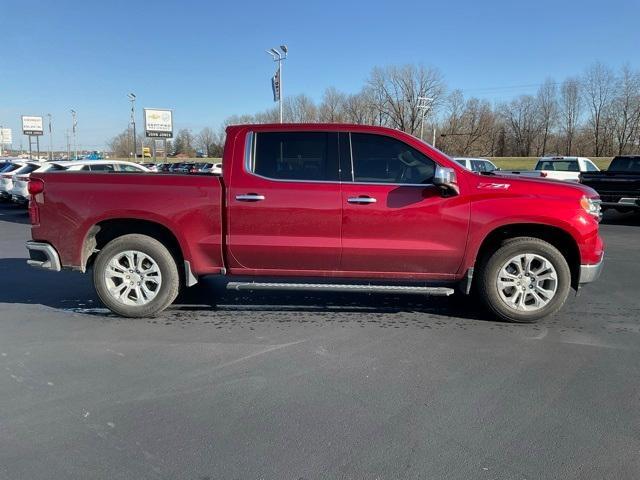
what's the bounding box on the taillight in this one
[28,179,44,195]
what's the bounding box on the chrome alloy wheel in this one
[103,250,162,306]
[496,253,558,312]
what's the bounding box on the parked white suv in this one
[454,157,499,173]
[62,160,150,172]
[1,162,41,203]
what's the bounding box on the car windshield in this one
[609,157,640,172]
[535,160,579,171]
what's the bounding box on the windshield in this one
[609,157,640,172]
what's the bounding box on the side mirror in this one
[433,165,459,195]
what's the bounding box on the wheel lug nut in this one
[126,275,130,279]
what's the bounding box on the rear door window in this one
[252,131,339,181]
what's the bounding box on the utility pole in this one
[267,45,288,123]
[66,129,70,160]
[417,96,434,143]
[70,109,77,159]
[128,93,136,159]
[47,113,52,160]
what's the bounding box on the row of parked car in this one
[0,158,222,207]
[141,162,222,174]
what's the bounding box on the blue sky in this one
[1,0,639,150]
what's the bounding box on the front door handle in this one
[347,196,377,204]
[236,193,265,202]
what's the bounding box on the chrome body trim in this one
[579,255,604,284]
[242,130,438,188]
[347,196,377,204]
[235,194,266,202]
[226,282,455,296]
[184,260,198,287]
[25,241,62,272]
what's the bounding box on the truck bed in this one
[30,172,225,274]
[580,171,640,208]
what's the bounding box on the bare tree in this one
[536,79,558,155]
[500,95,541,156]
[583,62,616,156]
[367,64,445,135]
[196,127,218,157]
[318,87,347,122]
[108,128,134,158]
[560,78,581,155]
[612,65,640,154]
[283,94,318,122]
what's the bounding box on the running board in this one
[226,282,455,296]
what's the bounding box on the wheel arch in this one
[81,219,185,278]
[474,223,581,290]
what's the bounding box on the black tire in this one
[476,237,571,323]
[93,234,180,318]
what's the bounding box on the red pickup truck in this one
[25,124,604,323]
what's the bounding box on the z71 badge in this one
[478,183,511,190]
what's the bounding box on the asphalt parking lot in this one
[0,203,639,480]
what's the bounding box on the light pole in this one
[47,113,52,160]
[128,93,136,159]
[267,45,288,123]
[70,109,77,159]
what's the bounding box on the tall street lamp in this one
[128,93,136,159]
[267,45,288,123]
[47,113,52,160]
[70,109,77,160]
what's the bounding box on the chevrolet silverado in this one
[25,124,605,322]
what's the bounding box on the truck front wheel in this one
[93,234,180,318]
[477,237,571,323]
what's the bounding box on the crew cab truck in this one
[580,155,640,213]
[25,124,605,323]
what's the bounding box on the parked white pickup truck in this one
[501,156,600,182]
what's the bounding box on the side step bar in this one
[226,282,455,296]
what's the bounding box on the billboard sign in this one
[144,109,173,138]
[0,128,12,145]
[22,116,44,136]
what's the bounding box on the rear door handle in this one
[347,196,377,204]
[235,194,265,202]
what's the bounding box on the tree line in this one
[109,62,640,158]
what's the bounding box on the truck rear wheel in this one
[93,234,180,318]
[477,237,571,323]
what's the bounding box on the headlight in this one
[580,196,602,221]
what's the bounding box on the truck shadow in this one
[600,210,640,226]
[0,203,30,224]
[0,258,493,323]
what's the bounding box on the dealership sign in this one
[22,116,44,136]
[144,109,173,138]
[0,128,12,145]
